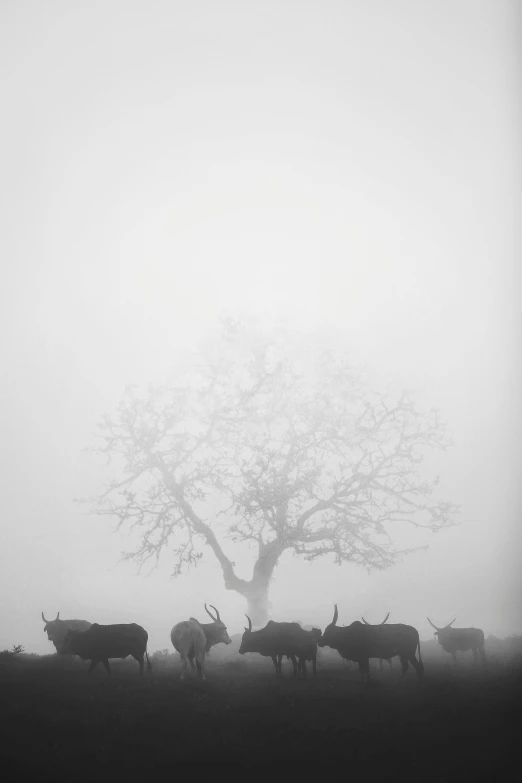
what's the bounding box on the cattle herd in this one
[41,604,487,683]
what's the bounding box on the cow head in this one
[202,604,232,649]
[59,629,78,656]
[60,625,95,656]
[427,617,456,646]
[42,612,67,652]
[238,614,256,655]
[361,613,390,625]
[309,628,322,643]
[317,605,342,648]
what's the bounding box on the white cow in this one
[170,604,231,680]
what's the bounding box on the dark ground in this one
[0,642,520,779]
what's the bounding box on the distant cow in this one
[361,614,394,671]
[319,605,424,683]
[427,617,486,664]
[41,612,92,653]
[170,604,232,680]
[239,617,317,677]
[60,622,151,676]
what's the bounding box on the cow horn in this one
[446,618,456,628]
[427,617,441,631]
[361,616,370,625]
[209,604,221,622]
[332,605,338,626]
[381,613,390,624]
[245,614,253,632]
[42,612,59,623]
[204,603,217,621]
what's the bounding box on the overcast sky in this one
[1,0,520,654]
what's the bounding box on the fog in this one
[1,1,520,655]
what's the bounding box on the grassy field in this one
[0,639,520,778]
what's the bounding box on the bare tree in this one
[82,318,457,626]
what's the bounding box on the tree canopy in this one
[84,318,457,624]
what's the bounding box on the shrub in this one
[0,644,25,663]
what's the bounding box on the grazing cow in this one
[239,617,317,677]
[60,622,151,676]
[427,617,486,664]
[361,614,394,671]
[41,612,92,653]
[170,604,231,680]
[318,605,424,683]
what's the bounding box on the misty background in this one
[1,0,520,655]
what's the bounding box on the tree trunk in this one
[244,587,272,628]
[239,540,282,627]
[191,513,283,628]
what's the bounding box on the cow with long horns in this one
[41,612,91,653]
[427,617,486,664]
[319,605,424,683]
[170,604,232,680]
[60,622,152,676]
[361,614,394,672]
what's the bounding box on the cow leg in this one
[364,659,371,684]
[452,652,457,665]
[479,647,487,666]
[136,655,144,676]
[290,655,298,678]
[102,659,111,676]
[88,660,98,676]
[188,653,196,675]
[312,656,317,678]
[472,648,478,664]
[195,649,206,681]
[180,653,189,680]
[388,658,393,670]
[409,655,424,680]
[301,659,307,679]
[399,655,409,678]
[358,659,370,685]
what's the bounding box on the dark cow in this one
[239,617,316,677]
[361,614,394,671]
[41,612,91,653]
[277,627,322,678]
[427,617,486,664]
[170,604,232,680]
[60,622,151,676]
[295,627,322,677]
[319,605,424,683]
